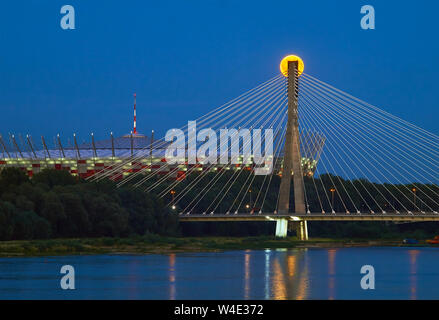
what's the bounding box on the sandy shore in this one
[0,236,429,257]
[0,236,425,257]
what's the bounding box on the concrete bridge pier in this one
[275,219,288,237]
[292,220,308,241]
[275,219,308,240]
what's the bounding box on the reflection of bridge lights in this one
[264,250,270,299]
[244,252,251,299]
[272,259,287,300]
[408,249,420,300]
[169,254,176,300]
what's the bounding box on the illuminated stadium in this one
[0,132,324,180]
[0,95,325,180]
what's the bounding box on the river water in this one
[1,247,438,299]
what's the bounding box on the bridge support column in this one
[300,220,308,241]
[288,221,308,241]
[275,219,288,238]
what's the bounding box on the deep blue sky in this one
[0,0,438,143]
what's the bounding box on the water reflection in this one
[270,249,309,300]
[244,250,251,299]
[328,249,337,300]
[128,259,140,299]
[2,247,438,299]
[408,249,420,300]
[160,248,429,300]
[169,254,176,300]
[264,249,271,299]
[272,258,287,299]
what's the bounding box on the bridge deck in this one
[179,212,439,222]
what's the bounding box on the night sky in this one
[0,0,438,143]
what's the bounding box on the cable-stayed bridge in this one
[89,55,439,240]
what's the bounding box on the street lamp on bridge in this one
[330,187,336,211]
[412,187,417,211]
[170,190,176,210]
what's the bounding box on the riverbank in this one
[0,235,432,257]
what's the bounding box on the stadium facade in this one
[0,129,325,180]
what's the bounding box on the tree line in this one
[0,168,179,240]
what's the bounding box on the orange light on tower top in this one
[280,55,305,77]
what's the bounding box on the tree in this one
[58,192,90,237]
[0,201,15,240]
[11,210,51,240]
[40,191,67,237]
[33,169,76,188]
[83,194,129,237]
[0,167,28,194]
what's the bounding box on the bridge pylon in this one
[277,59,308,240]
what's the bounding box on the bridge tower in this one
[276,58,308,240]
